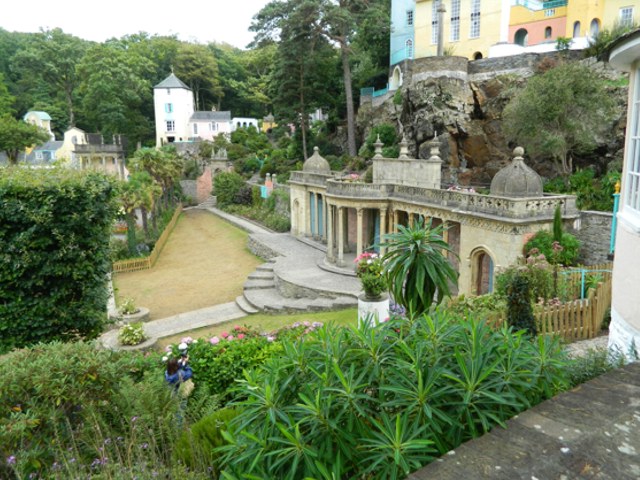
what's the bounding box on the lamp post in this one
[609,180,621,259]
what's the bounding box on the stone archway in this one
[389,66,403,91]
[514,28,528,47]
[470,248,495,295]
[293,199,301,236]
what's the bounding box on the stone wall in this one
[247,235,280,260]
[572,211,613,265]
[179,167,212,205]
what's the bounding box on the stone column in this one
[304,192,311,237]
[327,204,335,262]
[437,2,446,57]
[337,207,345,267]
[379,208,387,256]
[356,208,364,257]
[409,212,415,227]
[393,210,400,233]
[313,192,320,239]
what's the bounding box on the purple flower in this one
[131,416,139,423]
[6,455,16,466]
[140,442,149,450]
[312,322,323,328]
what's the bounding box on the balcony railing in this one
[513,0,567,10]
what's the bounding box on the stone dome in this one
[303,146,331,173]
[490,147,543,197]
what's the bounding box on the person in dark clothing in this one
[164,356,193,391]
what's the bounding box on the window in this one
[166,120,175,132]
[515,28,528,46]
[620,7,634,27]
[193,123,198,135]
[545,26,552,39]
[624,68,640,216]
[590,18,600,36]
[210,122,217,131]
[470,0,481,39]
[431,0,440,44]
[573,21,581,38]
[35,151,43,160]
[166,89,170,95]
[405,39,413,59]
[406,10,413,26]
[165,103,173,113]
[544,9,555,17]
[451,0,460,41]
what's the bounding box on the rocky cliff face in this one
[357,54,627,187]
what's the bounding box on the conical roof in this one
[303,146,331,173]
[490,147,542,197]
[154,73,190,90]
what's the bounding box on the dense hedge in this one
[0,168,118,352]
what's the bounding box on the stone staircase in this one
[235,262,357,314]
[197,196,217,209]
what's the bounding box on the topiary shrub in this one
[506,273,537,336]
[0,168,118,352]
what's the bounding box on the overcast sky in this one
[1,0,272,49]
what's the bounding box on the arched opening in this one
[573,21,581,38]
[389,66,403,91]
[470,248,495,295]
[514,28,529,46]
[473,51,483,60]
[590,18,600,37]
[545,26,552,39]
[293,199,300,236]
[405,39,413,60]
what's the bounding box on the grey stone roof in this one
[25,141,64,164]
[154,73,190,90]
[490,147,542,197]
[303,146,331,173]
[190,111,231,122]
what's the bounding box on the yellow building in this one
[414,0,509,60]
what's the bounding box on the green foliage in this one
[355,252,387,299]
[359,123,398,159]
[524,230,581,266]
[213,171,246,207]
[555,36,572,51]
[222,188,291,232]
[553,205,563,242]
[0,341,163,478]
[174,408,241,471]
[218,313,571,478]
[496,255,558,303]
[393,88,403,105]
[0,168,118,351]
[506,274,537,336]
[585,20,639,60]
[0,115,50,165]
[503,63,615,176]
[118,297,138,315]
[381,218,459,319]
[118,322,146,346]
[566,347,625,387]
[544,167,622,211]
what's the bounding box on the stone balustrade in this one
[326,180,393,198]
[289,171,335,187]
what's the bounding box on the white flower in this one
[178,342,188,351]
[162,356,168,362]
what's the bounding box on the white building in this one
[153,72,234,147]
[232,117,259,131]
[606,29,640,360]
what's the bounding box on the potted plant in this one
[118,322,147,346]
[381,218,458,320]
[354,252,389,325]
[110,297,150,323]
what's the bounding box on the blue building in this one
[390,0,416,66]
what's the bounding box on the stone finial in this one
[303,146,331,173]
[513,146,524,158]
[398,134,410,159]
[428,135,442,163]
[373,134,384,158]
[272,174,277,185]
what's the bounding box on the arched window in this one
[573,21,581,38]
[545,26,552,39]
[590,18,600,36]
[405,39,413,59]
[471,249,495,295]
[514,28,528,46]
[473,51,483,60]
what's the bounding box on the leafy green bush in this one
[0,168,118,352]
[543,167,621,211]
[213,171,245,207]
[524,230,580,266]
[358,123,398,159]
[0,341,162,478]
[118,322,146,345]
[218,313,570,479]
[496,255,556,302]
[174,407,241,471]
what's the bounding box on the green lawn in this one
[157,307,358,348]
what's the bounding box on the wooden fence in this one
[112,205,183,274]
[495,263,613,342]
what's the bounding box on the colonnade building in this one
[289,138,578,296]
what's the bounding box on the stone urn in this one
[358,293,390,327]
[108,306,151,324]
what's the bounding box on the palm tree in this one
[381,218,458,319]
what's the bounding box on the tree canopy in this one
[0,116,50,165]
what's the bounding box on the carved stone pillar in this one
[356,208,364,257]
[313,193,320,239]
[327,205,335,262]
[379,208,387,256]
[338,207,345,267]
[409,212,415,227]
[393,210,400,233]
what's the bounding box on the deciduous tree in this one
[0,116,50,165]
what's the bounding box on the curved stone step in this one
[235,295,259,314]
[243,287,357,314]
[244,278,275,290]
[249,271,275,280]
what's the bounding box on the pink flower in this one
[180,336,193,344]
[209,336,220,345]
[266,336,275,342]
[237,333,245,339]
[303,321,310,327]
[227,335,235,341]
[233,325,242,331]
[221,332,229,339]
[381,317,390,323]
[164,345,173,353]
